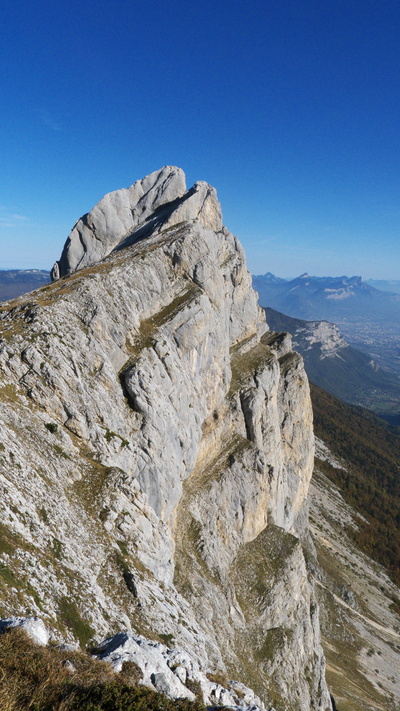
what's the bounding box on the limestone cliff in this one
[0,168,331,710]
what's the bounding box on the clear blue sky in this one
[1,0,399,278]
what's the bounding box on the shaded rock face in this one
[0,168,331,710]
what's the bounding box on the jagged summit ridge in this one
[51,166,222,280]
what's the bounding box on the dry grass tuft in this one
[0,627,207,711]
[0,627,113,710]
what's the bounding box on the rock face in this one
[51,166,222,280]
[0,168,331,710]
[95,630,267,710]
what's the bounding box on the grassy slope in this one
[310,383,400,588]
[0,627,206,711]
[309,384,400,711]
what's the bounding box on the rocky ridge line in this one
[0,167,332,710]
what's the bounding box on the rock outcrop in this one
[95,630,267,709]
[0,616,49,646]
[0,168,331,710]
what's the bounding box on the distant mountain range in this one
[252,272,400,324]
[367,278,400,294]
[0,269,50,300]
[265,307,400,425]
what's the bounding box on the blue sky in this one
[1,0,399,278]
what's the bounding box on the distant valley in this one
[264,307,400,425]
[253,272,400,379]
[0,270,50,300]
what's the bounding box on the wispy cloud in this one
[37,108,62,132]
[0,208,29,228]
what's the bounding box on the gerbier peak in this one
[51,167,222,280]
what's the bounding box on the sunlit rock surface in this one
[0,168,331,710]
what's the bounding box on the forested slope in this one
[311,384,400,588]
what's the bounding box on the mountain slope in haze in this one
[264,307,400,424]
[310,383,400,587]
[309,448,400,711]
[0,167,332,711]
[253,272,400,380]
[367,278,400,294]
[252,273,400,325]
[0,270,50,300]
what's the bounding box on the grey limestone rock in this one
[96,630,266,711]
[0,168,331,711]
[0,616,49,646]
[51,167,222,280]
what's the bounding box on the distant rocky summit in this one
[1,167,332,710]
[252,272,400,325]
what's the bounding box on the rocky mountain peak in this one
[1,168,332,710]
[51,167,222,280]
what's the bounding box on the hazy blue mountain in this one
[264,307,400,424]
[258,271,288,284]
[367,278,400,294]
[253,272,400,324]
[0,269,50,300]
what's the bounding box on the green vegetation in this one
[0,522,20,556]
[0,383,21,404]
[0,521,32,558]
[311,383,400,586]
[45,422,58,434]
[53,444,70,459]
[206,670,229,687]
[52,538,64,560]
[254,628,292,663]
[0,627,207,711]
[184,678,203,701]
[125,283,200,360]
[38,507,49,524]
[0,563,21,589]
[72,459,113,517]
[219,525,300,708]
[58,596,95,648]
[158,633,175,648]
[115,548,130,576]
[229,334,274,396]
[103,428,129,447]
